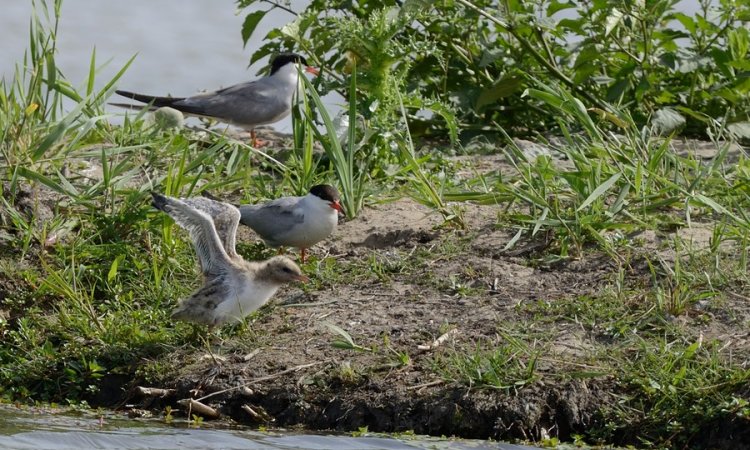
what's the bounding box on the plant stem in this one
[455,0,611,112]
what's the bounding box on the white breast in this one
[214,273,279,324]
[282,196,338,248]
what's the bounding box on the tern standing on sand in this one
[151,192,308,328]
[114,53,319,146]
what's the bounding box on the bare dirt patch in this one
[121,196,628,443]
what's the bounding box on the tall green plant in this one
[0,0,134,204]
[299,64,366,218]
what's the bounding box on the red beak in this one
[331,200,344,215]
[296,274,310,283]
[305,66,320,76]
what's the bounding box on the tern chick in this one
[151,192,308,327]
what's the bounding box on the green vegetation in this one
[1,0,749,449]
[240,0,750,138]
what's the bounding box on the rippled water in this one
[0,405,536,450]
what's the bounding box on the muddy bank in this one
[3,136,749,448]
[107,193,748,447]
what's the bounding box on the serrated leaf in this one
[241,11,266,47]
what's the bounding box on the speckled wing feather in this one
[171,274,232,326]
[180,196,241,260]
[151,193,232,278]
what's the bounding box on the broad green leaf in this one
[107,255,124,282]
[280,18,301,40]
[475,77,523,109]
[241,10,266,47]
[324,322,370,351]
[682,340,700,361]
[547,0,575,16]
[604,8,623,36]
[672,12,696,34]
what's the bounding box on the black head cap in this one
[270,53,309,75]
[309,184,340,203]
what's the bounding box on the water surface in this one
[0,405,536,450]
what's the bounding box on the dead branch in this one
[134,386,176,398]
[177,398,220,419]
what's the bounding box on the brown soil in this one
[121,197,617,441]
[4,134,750,448]
[118,192,748,447]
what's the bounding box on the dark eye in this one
[282,267,292,273]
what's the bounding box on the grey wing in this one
[152,193,232,277]
[180,197,241,259]
[238,197,304,246]
[174,78,290,126]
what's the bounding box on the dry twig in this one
[417,328,459,352]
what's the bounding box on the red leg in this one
[300,248,306,263]
[249,130,268,147]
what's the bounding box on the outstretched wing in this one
[180,196,241,259]
[151,192,232,277]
